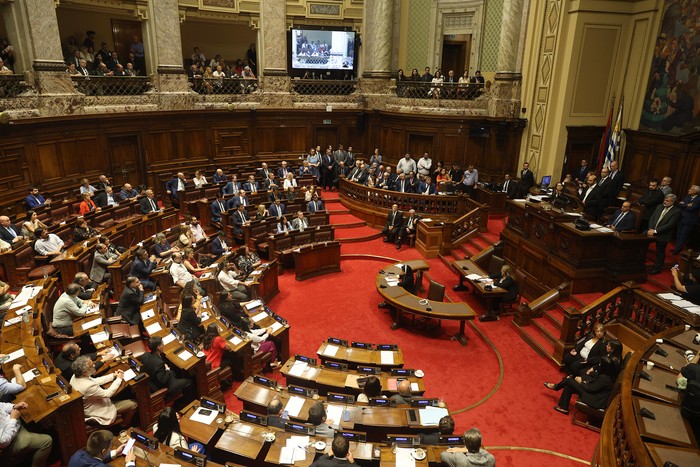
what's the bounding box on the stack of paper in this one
[5,348,24,363]
[326,405,344,427]
[141,309,156,320]
[90,331,109,344]
[251,312,267,323]
[162,333,176,345]
[385,278,399,286]
[229,335,243,346]
[145,322,162,334]
[270,321,284,333]
[658,293,681,301]
[345,374,361,388]
[280,436,309,464]
[245,300,263,310]
[122,369,136,382]
[81,317,102,330]
[284,396,305,418]
[190,407,218,425]
[419,406,449,426]
[466,274,481,280]
[380,351,394,365]
[395,448,416,467]
[323,344,339,357]
[177,349,194,361]
[288,360,308,377]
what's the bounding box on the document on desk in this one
[284,396,306,418]
[466,274,482,280]
[140,308,156,320]
[596,227,614,233]
[122,369,136,382]
[199,272,212,279]
[326,405,344,428]
[288,360,308,377]
[395,447,416,467]
[279,446,302,464]
[385,278,399,286]
[144,293,157,303]
[345,374,361,388]
[380,351,394,365]
[145,322,162,334]
[387,378,398,391]
[3,316,22,326]
[177,349,194,361]
[162,333,176,345]
[323,344,339,357]
[81,317,102,330]
[12,368,38,384]
[5,348,24,363]
[285,436,309,461]
[411,382,420,392]
[676,300,697,308]
[270,321,284,333]
[659,293,682,301]
[251,312,267,323]
[190,407,218,425]
[685,306,700,315]
[245,299,263,310]
[90,331,110,344]
[419,406,449,426]
[229,335,243,346]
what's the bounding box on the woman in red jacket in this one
[78,192,99,215]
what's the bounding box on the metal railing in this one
[291,79,357,96]
[71,76,151,96]
[395,81,484,100]
[189,77,258,95]
[0,74,30,97]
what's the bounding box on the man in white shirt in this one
[396,153,416,175]
[0,400,52,466]
[217,261,249,300]
[170,252,194,288]
[33,228,64,256]
[417,153,432,177]
[189,217,207,243]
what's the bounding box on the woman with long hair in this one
[183,247,206,278]
[22,210,47,240]
[154,407,204,453]
[202,323,235,373]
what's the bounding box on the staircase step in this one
[542,309,563,330]
[531,318,560,346]
[513,322,561,369]
[338,232,383,243]
[459,243,478,257]
[328,209,350,214]
[333,221,367,229]
[468,237,488,251]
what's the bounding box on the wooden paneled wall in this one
[0,110,525,216]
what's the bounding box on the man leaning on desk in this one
[0,361,26,402]
[68,430,135,467]
[0,400,53,466]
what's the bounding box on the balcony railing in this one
[71,76,152,96]
[395,81,484,100]
[0,74,30,97]
[189,77,258,95]
[291,79,357,96]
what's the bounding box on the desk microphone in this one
[637,371,652,381]
[654,347,668,357]
[639,407,656,420]
[461,266,468,270]
[379,285,386,289]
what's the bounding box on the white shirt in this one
[283,178,297,191]
[218,270,241,291]
[190,224,206,242]
[34,233,64,255]
[417,157,432,176]
[193,176,208,188]
[170,262,193,286]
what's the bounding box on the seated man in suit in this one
[269,199,286,219]
[606,201,636,232]
[244,175,260,194]
[89,242,118,284]
[309,435,356,466]
[307,193,324,213]
[25,186,50,210]
[308,402,335,438]
[115,276,145,326]
[291,211,309,230]
[231,204,250,235]
[139,189,160,214]
[222,175,242,196]
[212,168,227,184]
[441,427,496,467]
[382,204,403,244]
[68,430,136,467]
[94,186,119,208]
[0,215,24,244]
[277,161,291,179]
[226,189,248,210]
[396,209,421,250]
[70,356,137,427]
[420,415,455,445]
[118,183,139,201]
[266,400,288,429]
[54,341,113,381]
[394,173,411,193]
[257,162,271,180]
[389,380,412,405]
[52,284,91,335]
[130,249,157,290]
[211,231,229,258]
[417,176,437,195]
[140,336,193,398]
[73,272,98,300]
[501,173,517,199]
[480,264,519,322]
[262,173,278,191]
[211,193,227,224]
[165,172,187,208]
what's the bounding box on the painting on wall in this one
[639,0,700,135]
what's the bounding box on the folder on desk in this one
[284,396,306,418]
[419,406,449,426]
[140,309,155,320]
[145,322,162,334]
[345,374,361,388]
[81,317,102,330]
[245,299,263,310]
[323,344,339,357]
[380,351,394,365]
[90,331,109,344]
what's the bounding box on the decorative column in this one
[2,0,77,115]
[360,0,394,106]
[489,0,525,118]
[258,0,291,106]
[144,0,191,108]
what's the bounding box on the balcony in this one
[189,77,259,95]
[395,81,484,100]
[290,79,357,96]
[0,74,30,98]
[71,76,152,96]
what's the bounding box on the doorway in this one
[111,19,144,73]
[441,34,471,77]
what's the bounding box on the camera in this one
[693,333,700,345]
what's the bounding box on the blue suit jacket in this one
[608,209,636,232]
[307,200,324,213]
[211,200,226,222]
[244,181,259,193]
[165,177,183,200]
[417,182,437,195]
[212,173,227,184]
[226,196,248,210]
[679,195,700,225]
[269,203,286,218]
[222,181,241,196]
[25,194,46,210]
[211,237,227,257]
[68,449,117,467]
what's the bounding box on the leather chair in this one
[500,269,527,316]
[15,244,58,283]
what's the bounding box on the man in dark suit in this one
[333,161,350,190]
[257,163,271,180]
[647,194,682,274]
[636,179,664,232]
[269,199,286,219]
[606,201,636,232]
[309,435,356,466]
[608,160,625,198]
[73,272,98,300]
[129,249,157,290]
[574,159,589,183]
[139,189,160,214]
[517,162,535,198]
[165,172,186,208]
[580,175,604,220]
[68,430,136,467]
[212,169,227,184]
[25,186,50,210]
[417,176,437,195]
[222,175,241,196]
[141,336,193,398]
[420,415,455,445]
[115,276,145,326]
[394,173,411,193]
[382,204,403,244]
[226,190,248,210]
[396,209,421,250]
[211,193,227,224]
[93,186,118,208]
[321,150,334,191]
[266,400,288,429]
[210,231,229,258]
[595,167,616,211]
[307,194,324,213]
[232,204,250,235]
[244,175,259,194]
[0,215,23,244]
[501,174,517,199]
[277,161,291,179]
[672,184,700,255]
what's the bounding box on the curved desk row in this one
[376,261,477,346]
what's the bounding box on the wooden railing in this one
[513,282,569,326]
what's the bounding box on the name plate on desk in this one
[174,447,207,466]
[253,375,278,388]
[324,361,348,371]
[357,365,381,375]
[369,397,396,407]
[240,410,268,426]
[285,421,315,436]
[131,429,158,450]
[328,337,348,347]
[386,434,420,446]
[288,384,317,398]
[338,431,366,443]
[295,354,317,366]
[351,341,373,350]
[327,392,355,404]
[411,398,439,407]
[200,397,226,413]
[439,435,464,445]
[377,344,398,351]
[391,369,415,377]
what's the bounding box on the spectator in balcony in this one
[437,168,452,184]
[130,35,145,75]
[397,69,406,82]
[242,66,256,93]
[79,46,93,65]
[83,31,95,50]
[73,218,99,243]
[232,59,244,77]
[25,186,50,210]
[193,170,208,188]
[246,43,257,75]
[188,63,202,79]
[409,68,420,81]
[417,153,432,177]
[458,70,470,98]
[370,148,382,166]
[21,211,47,240]
[429,70,443,98]
[460,164,479,195]
[212,65,225,91]
[209,54,222,70]
[79,193,100,215]
[113,64,126,77]
[67,49,82,69]
[34,227,64,257]
[77,59,90,77]
[0,58,12,75]
[471,70,485,84]
[307,148,321,177]
[418,176,437,195]
[94,62,114,77]
[191,47,206,66]
[396,153,416,175]
[421,66,433,82]
[124,62,136,76]
[0,38,13,71]
[96,42,110,64]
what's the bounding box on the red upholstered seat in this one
[27,264,57,280]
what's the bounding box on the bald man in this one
[389,380,412,405]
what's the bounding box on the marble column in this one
[258,0,290,105]
[145,0,191,106]
[360,0,394,108]
[490,0,525,118]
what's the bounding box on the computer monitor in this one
[540,175,552,189]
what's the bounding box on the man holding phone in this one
[68,429,135,466]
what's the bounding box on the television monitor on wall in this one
[289,27,357,76]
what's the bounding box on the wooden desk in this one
[474,186,507,214]
[249,260,280,304]
[317,342,404,370]
[179,400,228,446]
[379,446,429,467]
[376,263,477,346]
[294,241,341,281]
[451,259,507,310]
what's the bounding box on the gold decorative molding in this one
[198,0,239,13]
[249,16,260,30]
[307,2,342,18]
